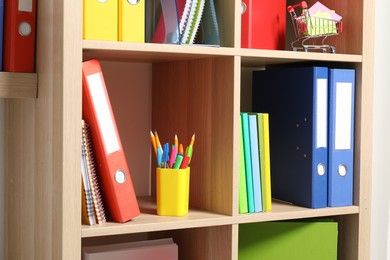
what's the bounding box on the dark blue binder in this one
[328,68,355,207]
[0,0,3,71]
[252,67,328,208]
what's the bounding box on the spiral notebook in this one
[82,120,106,225]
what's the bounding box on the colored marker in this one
[173,154,184,169]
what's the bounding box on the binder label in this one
[335,82,353,150]
[87,73,120,155]
[18,0,33,12]
[316,79,327,148]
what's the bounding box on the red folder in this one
[241,0,286,50]
[82,59,140,223]
[3,0,37,72]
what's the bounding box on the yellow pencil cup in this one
[156,167,190,216]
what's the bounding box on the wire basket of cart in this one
[287,1,342,53]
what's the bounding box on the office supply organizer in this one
[287,1,342,53]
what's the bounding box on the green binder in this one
[239,220,338,260]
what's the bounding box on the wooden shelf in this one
[82,197,231,238]
[82,197,359,238]
[83,40,362,65]
[0,72,37,99]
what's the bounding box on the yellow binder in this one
[83,0,118,41]
[118,0,145,42]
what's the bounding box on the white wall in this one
[371,0,390,259]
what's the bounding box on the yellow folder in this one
[118,0,145,42]
[83,0,118,41]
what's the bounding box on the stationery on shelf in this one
[82,59,140,223]
[152,0,220,45]
[239,220,338,260]
[82,120,106,224]
[307,1,342,35]
[248,114,263,212]
[241,0,286,50]
[253,67,329,209]
[328,68,355,207]
[261,113,272,211]
[150,131,195,169]
[240,112,255,213]
[3,0,37,72]
[199,0,220,46]
[83,0,118,41]
[239,116,248,214]
[83,238,178,260]
[152,0,185,43]
[180,0,206,44]
[81,140,96,226]
[0,0,3,71]
[118,0,145,42]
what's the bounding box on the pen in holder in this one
[156,167,190,216]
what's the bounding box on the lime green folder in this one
[239,221,338,260]
[239,115,248,214]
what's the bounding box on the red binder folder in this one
[82,59,140,223]
[3,0,37,72]
[241,0,286,50]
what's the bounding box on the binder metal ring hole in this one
[115,169,127,184]
[18,22,32,37]
[241,2,247,14]
[128,0,140,4]
[97,0,107,3]
[317,163,326,176]
[338,164,348,177]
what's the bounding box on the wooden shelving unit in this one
[5,0,374,259]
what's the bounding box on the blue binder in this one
[248,114,263,212]
[328,68,355,207]
[252,67,328,208]
[0,0,4,71]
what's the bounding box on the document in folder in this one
[253,67,328,208]
[82,59,140,223]
[118,0,145,42]
[3,0,37,72]
[83,0,117,41]
[328,68,355,207]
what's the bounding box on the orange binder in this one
[82,59,140,223]
[3,0,37,72]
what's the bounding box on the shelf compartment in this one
[0,72,37,98]
[82,197,232,238]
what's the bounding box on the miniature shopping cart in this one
[287,1,342,53]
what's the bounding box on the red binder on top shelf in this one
[241,0,286,50]
[3,0,37,72]
[82,59,140,223]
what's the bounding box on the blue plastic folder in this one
[328,68,355,207]
[248,114,263,212]
[252,67,329,208]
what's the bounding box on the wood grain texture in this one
[0,72,37,98]
[152,57,235,216]
[6,0,82,259]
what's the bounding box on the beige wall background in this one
[371,0,390,259]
